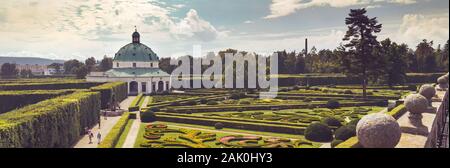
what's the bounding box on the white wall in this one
[113,61,159,68]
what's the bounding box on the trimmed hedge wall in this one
[0,90,72,114]
[0,91,101,148]
[90,82,128,109]
[98,112,130,148]
[155,114,306,135]
[0,82,102,91]
[128,94,145,112]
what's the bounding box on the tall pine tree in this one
[341,8,382,98]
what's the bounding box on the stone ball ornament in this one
[404,94,428,115]
[356,113,401,148]
[437,76,449,89]
[418,84,436,100]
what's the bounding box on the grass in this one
[114,119,135,148]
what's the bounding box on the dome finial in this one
[132,26,140,43]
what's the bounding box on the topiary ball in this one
[404,94,428,115]
[305,122,333,142]
[326,100,340,109]
[356,113,401,148]
[321,117,343,127]
[214,122,224,130]
[335,125,356,141]
[418,84,436,100]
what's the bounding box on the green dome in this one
[114,43,159,62]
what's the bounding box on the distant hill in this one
[0,56,65,65]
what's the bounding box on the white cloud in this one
[394,13,449,47]
[244,20,254,24]
[264,0,418,19]
[170,9,225,42]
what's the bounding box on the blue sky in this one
[0,0,448,61]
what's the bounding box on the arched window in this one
[133,63,137,68]
[116,62,119,68]
[150,63,153,67]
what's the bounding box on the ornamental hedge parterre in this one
[0,91,100,148]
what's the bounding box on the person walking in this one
[88,132,94,144]
[97,132,102,145]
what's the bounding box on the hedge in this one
[0,82,102,91]
[128,94,145,112]
[0,91,101,148]
[334,137,362,148]
[386,104,407,120]
[90,82,128,109]
[155,114,306,135]
[98,112,130,148]
[0,90,73,114]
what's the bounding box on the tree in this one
[85,57,97,72]
[341,8,382,98]
[443,40,449,71]
[64,59,83,74]
[378,39,408,86]
[100,56,113,71]
[415,39,435,73]
[0,63,18,78]
[295,53,306,73]
[74,64,89,79]
[19,69,33,78]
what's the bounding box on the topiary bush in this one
[214,122,225,130]
[206,101,218,105]
[331,139,344,148]
[344,90,353,94]
[230,93,246,100]
[321,117,343,127]
[185,100,198,106]
[141,112,157,123]
[326,99,340,109]
[199,98,208,104]
[334,125,356,141]
[304,122,333,142]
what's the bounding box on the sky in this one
[0,0,448,61]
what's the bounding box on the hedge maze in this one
[0,78,127,148]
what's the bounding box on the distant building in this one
[15,64,63,76]
[86,29,171,95]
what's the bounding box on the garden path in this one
[121,96,149,148]
[395,89,445,148]
[73,96,135,148]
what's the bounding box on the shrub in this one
[321,117,343,127]
[141,112,157,123]
[293,86,300,90]
[206,101,218,105]
[344,90,353,94]
[326,99,340,109]
[304,122,333,142]
[199,98,208,104]
[334,126,356,141]
[128,106,140,112]
[214,122,225,130]
[185,100,198,106]
[331,140,344,148]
